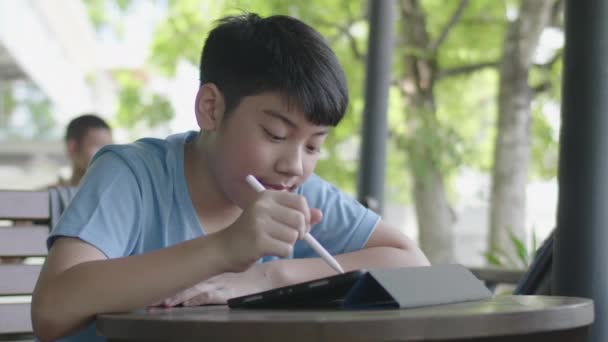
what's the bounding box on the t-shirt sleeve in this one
[293,174,380,258]
[47,150,144,259]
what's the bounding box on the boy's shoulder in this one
[95,131,195,163]
[299,174,339,193]
[299,174,375,216]
[115,131,194,154]
[298,173,357,204]
[90,131,196,180]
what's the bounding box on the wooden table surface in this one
[97,295,593,342]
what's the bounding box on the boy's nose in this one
[276,146,304,177]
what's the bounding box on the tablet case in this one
[229,264,492,309]
[342,264,493,308]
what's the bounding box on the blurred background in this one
[0,0,564,268]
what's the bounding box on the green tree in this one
[390,0,509,262]
[114,71,173,132]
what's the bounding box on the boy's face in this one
[68,128,113,170]
[204,92,329,208]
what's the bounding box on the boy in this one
[58,114,113,187]
[32,13,429,342]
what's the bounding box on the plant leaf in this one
[509,232,528,267]
[483,251,503,266]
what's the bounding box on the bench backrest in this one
[0,190,49,338]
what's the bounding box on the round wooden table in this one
[97,295,593,341]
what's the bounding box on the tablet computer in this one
[228,264,492,310]
[228,270,366,309]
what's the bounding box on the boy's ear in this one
[195,83,226,131]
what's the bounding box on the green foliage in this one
[84,0,563,206]
[26,95,54,138]
[150,0,217,75]
[0,82,55,139]
[530,99,559,180]
[115,72,174,130]
[0,84,16,127]
[431,1,505,172]
[83,0,134,35]
[484,228,539,269]
[434,1,507,68]
[83,0,108,30]
[389,1,511,206]
[435,70,499,173]
[528,50,562,180]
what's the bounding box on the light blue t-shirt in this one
[47,131,380,342]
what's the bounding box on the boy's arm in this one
[276,220,431,285]
[32,235,229,342]
[163,220,430,307]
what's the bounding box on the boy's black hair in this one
[65,114,111,142]
[199,13,348,126]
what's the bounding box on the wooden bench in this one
[0,190,50,341]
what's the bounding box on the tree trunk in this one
[413,160,456,263]
[489,0,555,263]
[399,0,455,263]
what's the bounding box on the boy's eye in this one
[262,127,286,142]
[307,145,321,154]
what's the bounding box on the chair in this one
[513,230,553,295]
[0,190,49,341]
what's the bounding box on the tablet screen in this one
[228,269,366,309]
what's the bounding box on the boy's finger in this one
[165,286,200,307]
[148,299,164,307]
[266,219,300,244]
[162,297,176,307]
[273,192,311,225]
[183,293,211,307]
[257,235,294,258]
[269,208,306,238]
[185,290,226,306]
[309,208,323,227]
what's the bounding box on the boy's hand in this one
[217,190,323,273]
[151,262,281,307]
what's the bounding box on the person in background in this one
[1,117,111,264]
[58,114,113,187]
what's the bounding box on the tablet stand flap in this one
[342,273,398,308]
[345,264,492,309]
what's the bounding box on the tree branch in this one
[532,81,552,95]
[459,17,505,26]
[549,0,564,27]
[436,61,499,80]
[430,0,470,52]
[314,16,366,62]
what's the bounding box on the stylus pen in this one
[246,174,345,274]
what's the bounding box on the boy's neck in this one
[184,140,242,233]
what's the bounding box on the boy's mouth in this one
[263,183,296,192]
